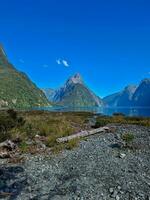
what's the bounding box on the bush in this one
[65,138,79,150]
[93,120,108,128]
[19,141,29,153]
[122,133,134,143]
[46,135,57,147]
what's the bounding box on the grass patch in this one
[95,115,150,127]
[122,133,134,143]
[65,138,79,150]
[19,141,29,153]
[0,109,149,154]
[0,110,92,153]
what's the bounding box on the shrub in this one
[7,109,17,119]
[46,135,57,147]
[93,120,108,128]
[122,133,134,143]
[19,141,29,153]
[65,138,79,150]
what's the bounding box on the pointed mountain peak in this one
[67,73,83,85]
[0,44,7,57]
[124,85,137,93]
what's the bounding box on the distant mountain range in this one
[43,73,103,107]
[44,77,150,108]
[103,79,150,107]
[0,45,50,108]
[0,44,150,109]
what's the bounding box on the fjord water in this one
[36,106,150,117]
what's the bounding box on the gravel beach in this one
[0,124,150,200]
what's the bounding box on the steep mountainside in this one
[104,80,150,107]
[0,45,50,108]
[103,92,121,107]
[45,73,103,107]
[103,85,137,107]
[132,79,150,107]
[42,88,56,102]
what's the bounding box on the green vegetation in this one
[0,110,93,153]
[0,46,50,108]
[121,133,135,149]
[65,138,79,150]
[122,133,134,143]
[19,141,29,153]
[95,114,150,127]
[0,109,149,154]
[58,83,102,107]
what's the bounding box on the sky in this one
[0,0,150,97]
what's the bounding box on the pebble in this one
[119,153,126,159]
[109,188,114,194]
[0,124,149,200]
[116,195,120,200]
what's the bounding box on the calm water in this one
[35,106,150,117]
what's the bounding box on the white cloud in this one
[62,59,69,67]
[56,59,61,65]
[56,58,69,67]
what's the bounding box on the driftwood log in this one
[57,126,110,143]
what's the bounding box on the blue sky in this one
[0,0,150,97]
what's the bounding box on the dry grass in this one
[0,110,93,153]
[0,109,149,154]
[95,115,150,127]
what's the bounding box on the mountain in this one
[42,88,56,102]
[0,45,50,108]
[45,73,103,107]
[132,79,150,107]
[103,85,137,107]
[103,79,150,107]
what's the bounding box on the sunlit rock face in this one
[46,73,103,107]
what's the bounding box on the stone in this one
[119,153,126,159]
[111,190,118,198]
[117,186,121,190]
[0,151,11,159]
[109,188,114,194]
[116,195,120,200]
[0,140,16,151]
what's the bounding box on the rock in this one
[109,188,114,194]
[119,153,126,159]
[0,151,11,159]
[0,124,149,199]
[0,140,16,151]
[116,195,120,200]
[111,190,118,198]
[117,186,121,190]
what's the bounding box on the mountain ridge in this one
[0,45,50,108]
[103,80,150,107]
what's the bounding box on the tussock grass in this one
[0,110,92,152]
[95,115,150,127]
[0,109,149,154]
